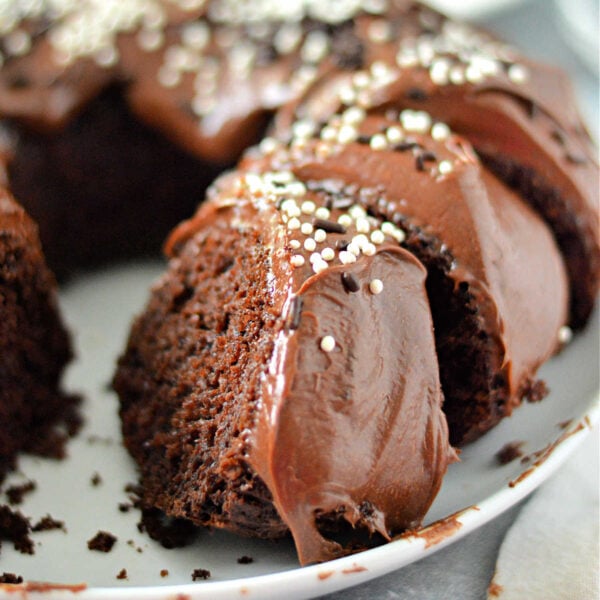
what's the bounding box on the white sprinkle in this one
[381,222,406,242]
[356,217,371,234]
[386,126,404,144]
[337,125,358,145]
[369,279,384,294]
[363,243,376,256]
[320,335,336,352]
[245,173,264,193]
[137,28,164,52]
[281,199,300,215]
[339,85,357,105]
[371,61,392,80]
[339,250,357,264]
[508,64,529,84]
[338,214,353,227]
[290,255,305,267]
[368,19,392,44]
[301,30,329,63]
[342,107,366,125]
[353,72,371,89]
[400,110,432,134]
[287,217,301,230]
[430,59,450,85]
[260,137,279,155]
[439,160,454,175]
[310,252,322,264]
[4,29,31,56]
[370,134,388,151]
[321,126,338,142]
[314,229,327,243]
[431,122,451,141]
[558,325,573,344]
[349,204,367,219]
[289,240,301,249]
[397,48,419,68]
[274,23,302,55]
[182,22,209,50]
[315,207,331,220]
[321,247,335,261]
[371,230,385,244]
[301,200,316,215]
[347,242,360,256]
[157,67,181,88]
[312,259,329,274]
[287,181,307,197]
[95,45,119,68]
[304,238,317,252]
[301,222,314,235]
[449,66,466,85]
[352,234,369,249]
[465,64,484,84]
[293,119,316,140]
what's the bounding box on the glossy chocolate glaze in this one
[167,167,456,565]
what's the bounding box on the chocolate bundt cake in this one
[2,0,595,308]
[0,0,597,566]
[0,189,78,482]
[114,107,570,562]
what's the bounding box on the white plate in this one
[1,261,598,600]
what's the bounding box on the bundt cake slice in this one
[114,167,456,565]
[0,189,78,481]
[115,107,568,562]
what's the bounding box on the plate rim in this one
[2,391,597,600]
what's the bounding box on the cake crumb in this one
[6,481,36,505]
[191,568,211,581]
[87,531,117,552]
[0,572,23,584]
[116,568,128,580]
[160,569,169,578]
[137,506,197,549]
[32,515,66,532]
[118,502,132,513]
[495,441,525,465]
[237,556,254,564]
[0,505,34,554]
[91,472,102,487]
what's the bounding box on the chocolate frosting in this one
[167,161,457,564]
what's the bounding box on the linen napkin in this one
[489,426,599,599]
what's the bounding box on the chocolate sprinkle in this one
[341,272,360,293]
[406,87,429,101]
[394,141,421,152]
[116,568,128,580]
[313,219,347,234]
[288,296,304,330]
